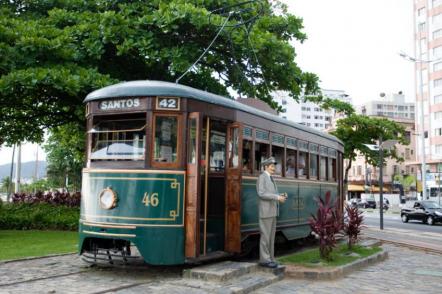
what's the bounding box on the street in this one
[363,210,442,234]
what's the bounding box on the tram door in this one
[185,112,202,258]
[225,123,243,253]
[200,118,227,255]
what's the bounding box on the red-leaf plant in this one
[343,204,364,249]
[309,191,343,261]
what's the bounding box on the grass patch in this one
[0,230,78,261]
[278,243,382,267]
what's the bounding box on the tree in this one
[330,114,408,193]
[1,176,13,193]
[0,0,319,145]
[43,123,85,191]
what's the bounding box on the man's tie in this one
[270,176,277,191]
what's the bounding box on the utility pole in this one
[7,145,16,202]
[379,136,384,230]
[14,143,21,193]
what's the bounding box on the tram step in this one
[183,260,285,282]
[183,261,258,282]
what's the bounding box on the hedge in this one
[0,203,79,231]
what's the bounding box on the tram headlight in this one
[99,188,117,210]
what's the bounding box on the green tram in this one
[79,80,344,265]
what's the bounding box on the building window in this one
[434,46,442,58]
[434,62,442,72]
[435,13,442,24]
[418,7,426,16]
[435,111,442,119]
[436,144,442,154]
[434,0,442,8]
[435,78,442,87]
[435,94,442,104]
[377,104,383,109]
[436,128,442,136]
[418,22,426,32]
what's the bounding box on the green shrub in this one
[0,203,79,231]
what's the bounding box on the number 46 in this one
[142,193,159,207]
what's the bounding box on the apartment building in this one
[413,0,442,178]
[272,89,351,131]
[360,92,415,120]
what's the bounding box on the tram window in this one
[320,156,327,180]
[286,149,296,177]
[228,127,239,168]
[90,118,146,161]
[298,151,307,177]
[242,140,253,174]
[310,153,318,178]
[329,158,336,181]
[272,146,284,176]
[153,115,179,164]
[187,117,197,164]
[255,142,270,172]
[210,129,226,172]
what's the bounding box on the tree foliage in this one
[329,113,407,184]
[43,123,84,191]
[0,0,319,144]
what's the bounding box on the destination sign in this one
[99,98,141,110]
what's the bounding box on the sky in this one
[0,0,415,165]
[284,0,415,104]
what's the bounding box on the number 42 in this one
[159,98,177,108]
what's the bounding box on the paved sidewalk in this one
[254,244,442,293]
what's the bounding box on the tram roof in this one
[85,80,343,147]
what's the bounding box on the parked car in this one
[401,201,442,225]
[358,198,376,209]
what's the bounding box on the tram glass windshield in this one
[153,115,179,163]
[90,118,146,160]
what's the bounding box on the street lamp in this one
[364,139,398,230]
[398,47,438,200]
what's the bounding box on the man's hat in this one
[262,156,277,167]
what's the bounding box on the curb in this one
[284,249,388,280]
[366,237,442,255]
[0,252,77,265]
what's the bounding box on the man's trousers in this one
[259,217,276,263]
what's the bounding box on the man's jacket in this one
[256,172,280,218]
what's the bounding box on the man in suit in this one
[256,156,287,268]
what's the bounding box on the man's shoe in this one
[270,261,279,267]
[259,261,277,268]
